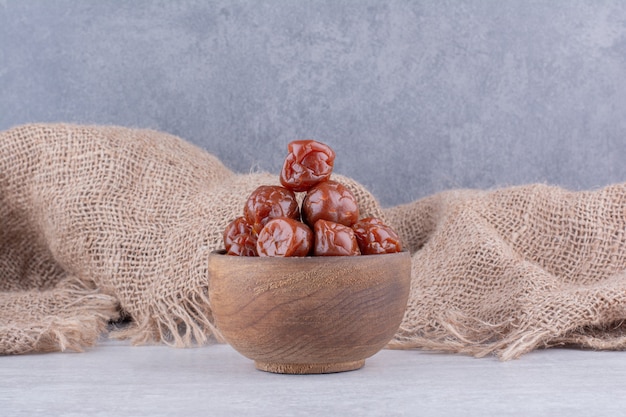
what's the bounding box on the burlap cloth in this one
[2,124,625,360]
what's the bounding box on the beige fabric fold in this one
[385,184,626,359]
[1,123,625,359]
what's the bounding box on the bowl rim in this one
[209,249,410,262]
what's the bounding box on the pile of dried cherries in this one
[223,140,402,257]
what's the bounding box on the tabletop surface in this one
[2,337,625,417]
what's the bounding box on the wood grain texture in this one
[208,251,411,374]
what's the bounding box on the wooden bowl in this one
[208,250,411,374]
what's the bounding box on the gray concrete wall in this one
[1,0,625,206]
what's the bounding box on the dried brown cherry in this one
[352,217,402,255]
[280,140,336,192]
[301,180,359,228]
[223,217,258,256]
[243,185,299,234]
[256,217,313,257]
[313,219,360,256]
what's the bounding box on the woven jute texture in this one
[1,124,625,359]
[385,185,626,359]
[0,123,384,354]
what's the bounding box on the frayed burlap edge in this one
[389,313,626,361]
[387,311,551,360]
[109,287,226,347]
[1,279,120,355]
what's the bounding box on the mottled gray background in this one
[1,1,625,207]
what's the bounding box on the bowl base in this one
[255,359,365,374]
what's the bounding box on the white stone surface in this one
[2,338,625,416]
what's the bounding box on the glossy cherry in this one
[352,217,402,255]
[280,140,336,192]
[256,217,313,257]
[313,219,361,256]
[223,217,258,256]
[302,180,359,228]
[243,185,299,234]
